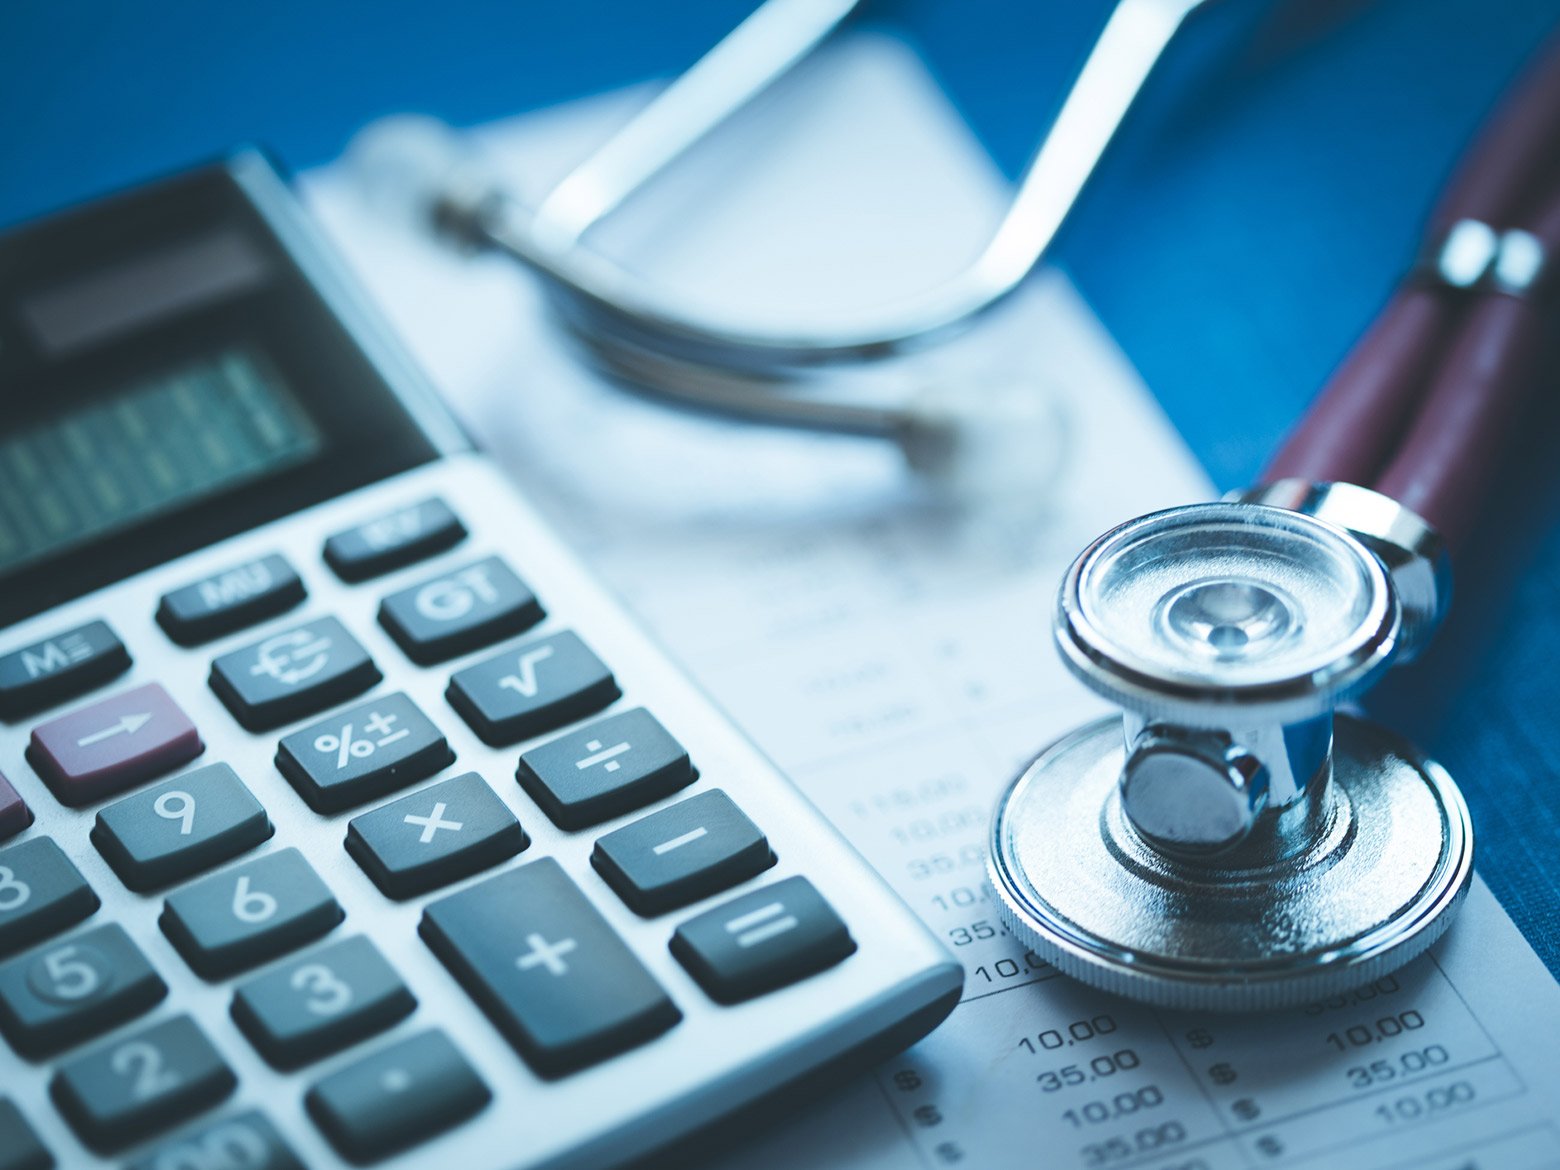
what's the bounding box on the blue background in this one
[3,0,1558,974]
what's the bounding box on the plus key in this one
[421,858,679,1077]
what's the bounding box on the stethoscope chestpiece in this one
[988,501,1473,1011]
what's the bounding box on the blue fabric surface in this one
[2,0,1557,974]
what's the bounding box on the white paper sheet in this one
[303,35,1560,1170]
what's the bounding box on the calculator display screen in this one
[0,348,321,577]
[0,156,458,625]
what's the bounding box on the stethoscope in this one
[354,0,1557,1010]
[349,0,1214,493]
[991,34,1558,1008]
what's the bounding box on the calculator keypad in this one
[51,1014,236,1152]
[125,1110,304,1170]
[232,935,416,1070]
[92,763,273,892]
[378,556,544,665]
[276,692,453,814]
[448,630,620,746]
[160,849,343,980]
[421,858,681,1078]
[156,554,306,646]
[345,772,526,900]
[671,877,856,1004]
[27,683,203,807]
[0,619,130,721]
[0,476,893,1170]
[0,771,32,842]
[0,1098,52,1170]
[0,923,166,1059]
[305,1030,490,1164]
[517,708,695,830]
[209,618,381,732]
[0,838,100,959]
[323,497,465,582]
[593,790,774,916]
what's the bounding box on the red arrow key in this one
[29,682,203,807]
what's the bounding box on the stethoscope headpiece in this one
[989,496,1473,1010]
[1056,503,1400,727]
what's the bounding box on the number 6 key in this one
[160,848,343,979]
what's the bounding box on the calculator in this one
[0,154,962,1170]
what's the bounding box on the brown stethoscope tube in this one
[1263,33,1559,551]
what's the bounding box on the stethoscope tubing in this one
[1264,33,1560,550]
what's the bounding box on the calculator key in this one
[0,1099,52,1170]
[671,876,856,1004]
[0,620,130,721]
[93,764,272,892]
[27,683,203,807]
[593,790,774,916]
[323,497,466,583]
[0,838,99,958]
[156,554,306,646]
[209,617,381,732]
[0,771,32,842]
[306,1029,490,1164]
[0,923,166,1059]
[346,772,525,899]
[277,693,454,814]
[448,630,620,746]
[232,936,416,1070]
[378,556,543,665]
[161,848,343,980]
[126,1110,304,1170]
[516,708,695,830]
[421,858,680,1077]
[51,1014,236,1153]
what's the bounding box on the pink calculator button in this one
[28,682,203,807]
[0,771,30,841]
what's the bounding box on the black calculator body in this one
[0,153,961,1170]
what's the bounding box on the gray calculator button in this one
[0,770,32,843]
[51,1014,235,1152]
[671,876,856,1004]
[232,936,416,1070]
[346,772,525,900]
[324,497,465,583]
[0,1098,52,1170]
[276,693,453,814]
[421,858,680,1078]
[209,617,381,732]
[0,838,99,959]
[0,620,130,721]
[156,554,306,646]
[448,630,620,746]
[126,1109,304,1170]
[593,790,774,916]
[0,923,166,1059]
[93,764,273,892]
[306,1029,490,1164]
[516,708,695,831]
[160,848,343,980]
[378,556,543,665]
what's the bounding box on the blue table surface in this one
[2,0,1558,975]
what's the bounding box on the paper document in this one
[305,35,1560,1170]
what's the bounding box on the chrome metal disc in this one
[987,713,1473,1011]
